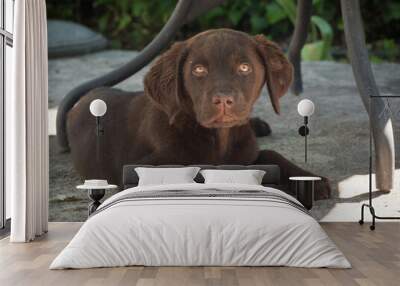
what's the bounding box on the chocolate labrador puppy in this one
[67,29,330,199]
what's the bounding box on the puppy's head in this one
[144,29,293,128]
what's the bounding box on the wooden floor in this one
[0,223,399,286]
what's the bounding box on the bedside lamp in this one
[297,99,315,163]
[79,99,112,216]
[90,99,107,162]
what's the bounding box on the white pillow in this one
[200,169,266,185]
[135,167,200,186]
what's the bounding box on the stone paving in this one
[49,50,400,222]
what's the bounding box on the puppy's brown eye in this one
[238,63,252,74]
[192,65,208,76]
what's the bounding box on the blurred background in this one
[46,0,400,62]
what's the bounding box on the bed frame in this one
[122,164,285,191]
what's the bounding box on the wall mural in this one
[47,2,400,223]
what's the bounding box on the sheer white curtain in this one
[7,0,48,242]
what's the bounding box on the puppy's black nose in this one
[212,95,234,107]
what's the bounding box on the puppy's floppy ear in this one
[144,41,187,123]
[253,35,293,114]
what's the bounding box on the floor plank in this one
[0,222,399,286]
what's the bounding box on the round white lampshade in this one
[297,99,315,117]
[89,99,107,117]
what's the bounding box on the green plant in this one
[274,0,333,61]
[301,15,333,61]
[93,0,176,49]
[195,0,289,36]
[46,0,399,62]
[372,39,400,62]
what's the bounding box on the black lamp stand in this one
[95,116,104,163]
[86,116,106,216]
[298,116,310,163]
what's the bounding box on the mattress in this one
[50,183,350,269]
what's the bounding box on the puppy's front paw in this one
[250,117,271,137]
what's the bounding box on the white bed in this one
[50,183,350,269]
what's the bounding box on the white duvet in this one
[50,183,350,269]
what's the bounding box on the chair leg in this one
[288,0,313,95]
[341,0,394,191]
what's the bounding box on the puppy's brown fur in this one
[67,29,330,199]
